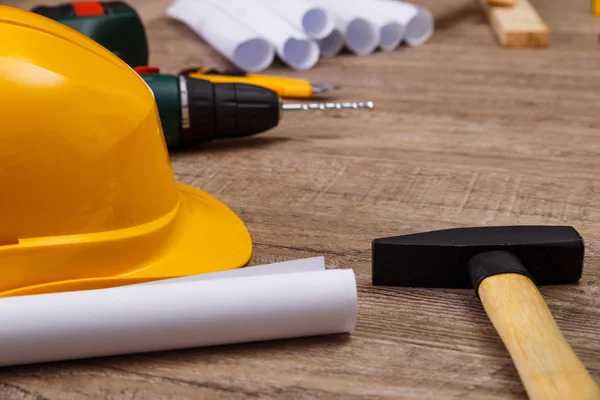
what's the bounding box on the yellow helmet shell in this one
[0,6,252,296]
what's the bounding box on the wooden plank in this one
[477,0,549,47]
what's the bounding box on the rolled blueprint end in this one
[405,6,434,46]
[346,18,380,56]
[318,28,345,58]
[302,7,335,40]
[234,38,275,72]
[379,21,406,51]
[282,38,320,70]
[342,269,358,332]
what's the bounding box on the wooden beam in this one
[477,0,549,47]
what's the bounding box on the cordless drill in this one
[135,67,372,150]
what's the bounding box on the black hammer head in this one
[372,226,584,288]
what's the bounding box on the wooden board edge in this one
[476,0,550,48]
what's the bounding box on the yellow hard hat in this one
[0,6,252,297]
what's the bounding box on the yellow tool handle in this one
[478,273,600,400]
[594,0,600,15]
[487,0,515,6]
[187,71,314,98]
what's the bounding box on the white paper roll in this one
[0,268,357,367]
[256,0,334,40]
[209,0,320,71]
[318,28,345,58]
[311,0,379,55]
[316,0,404,51]
[372,0,434,46]
[166,0,274,72]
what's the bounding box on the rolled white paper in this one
[209,0,320,71]
[256,0,334,40]
[0,267,356,367]
[312,0,380,55]
[372,0,434,47]
[166,0,275,72]
[317,0,405,51]
[318,28,345,58]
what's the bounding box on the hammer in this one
[372,225,600,399]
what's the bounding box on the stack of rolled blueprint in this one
[167,0,434,72]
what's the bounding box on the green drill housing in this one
[31,1,148,68]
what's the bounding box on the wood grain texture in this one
[479,274,600,400]
[476,0,549,47]
[3,0,600,398]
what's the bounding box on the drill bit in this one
[282,101,374,111]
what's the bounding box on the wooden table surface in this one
[3,0,600,398]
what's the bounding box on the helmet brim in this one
[127,182,254,280]
[0,183,252,297]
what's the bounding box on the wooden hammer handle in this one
[478,274,600,400]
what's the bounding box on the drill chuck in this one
[182,76,281,143]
